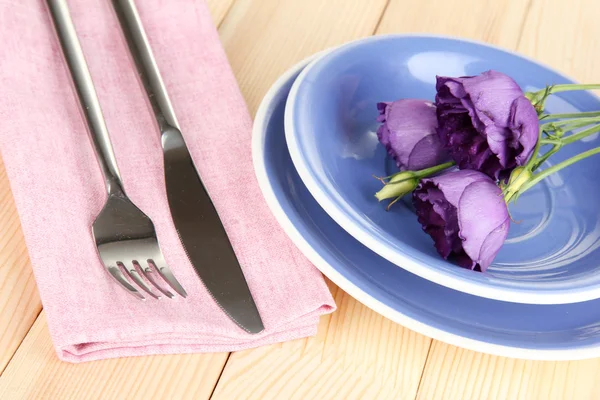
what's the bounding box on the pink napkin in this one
[0,0,335,362]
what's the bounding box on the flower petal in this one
[457,180,509,271]
[407,134,448,170]
[422,170,489,208]
[462,71,523,127]
[478,218,511,271]
[377,99,448,170]
[377,102,389,118]
[510,96,539,165]
[413,183,459,259]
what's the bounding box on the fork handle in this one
[47,0,124,196]
[112,0,180,133]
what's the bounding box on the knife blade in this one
[112,0,264,334]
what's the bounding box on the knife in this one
[112,0,264,334]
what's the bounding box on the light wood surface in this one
[378,0,531,46]
[1,0,600,399]
[219,0,388,115]
[212,283,430,400]
[0,159,41,375]
[0,313,229,400]
[206,0,235,27]
[416,342,600,400]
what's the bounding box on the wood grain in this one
[206,0,235,27]
[218,0,389,115]
[409,0,600,399]
[0,158,42,375]
[518,0,600,83]
[416,342,600,400]
[377,0,531,47]
[0,312,229,400]
[213,284,431,400]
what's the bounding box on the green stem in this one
[526,128,544,169]
[539,139,561,145]
[534,123,600,170]
[540,111,600,120]
[414,161,455,178]
[544,83,600,94]
[522,146,600,192]
[540,124,600,146]
[528,85,600,115]
[540,117,600,131]
[380,160,455,188]
[532,144,561,170]
[562,124,600,144]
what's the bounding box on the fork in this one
[47,0,187,300]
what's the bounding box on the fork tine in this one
[120,262,161,300]
[149,257,188,298]
[107,265,146,300]
[137,262,174,298]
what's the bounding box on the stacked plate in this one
[253,35,600,360]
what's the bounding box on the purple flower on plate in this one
[412,169,510,272]
[435,70,539,180]
[377,99,450,171]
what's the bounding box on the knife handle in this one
[112,0,180,133]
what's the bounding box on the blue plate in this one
[285,35,600,304]
[253,53,600,360]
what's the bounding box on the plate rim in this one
[283,33,600,305]
[252,48,600,361]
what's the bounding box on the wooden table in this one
[1,0,600,398]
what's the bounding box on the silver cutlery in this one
[112,0,264,332]
[47,0,187,300]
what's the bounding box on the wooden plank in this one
[0,312,229,400]
[517,0,600,83]
[0,158,42,375]
[399,0,600,399]
[218,0,390,115]
[0,0,233,397]
[377,0,530,47]
[416,342,600,400]
[213,284,431,400]
[206,0,235,27]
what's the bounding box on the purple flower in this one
[412,169,510,272]
[435,70,539,180]
[377,99,450,171]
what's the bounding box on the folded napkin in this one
[0,0,335,362]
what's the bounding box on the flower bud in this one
[504,166,533,200]
[375,171,419,201]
